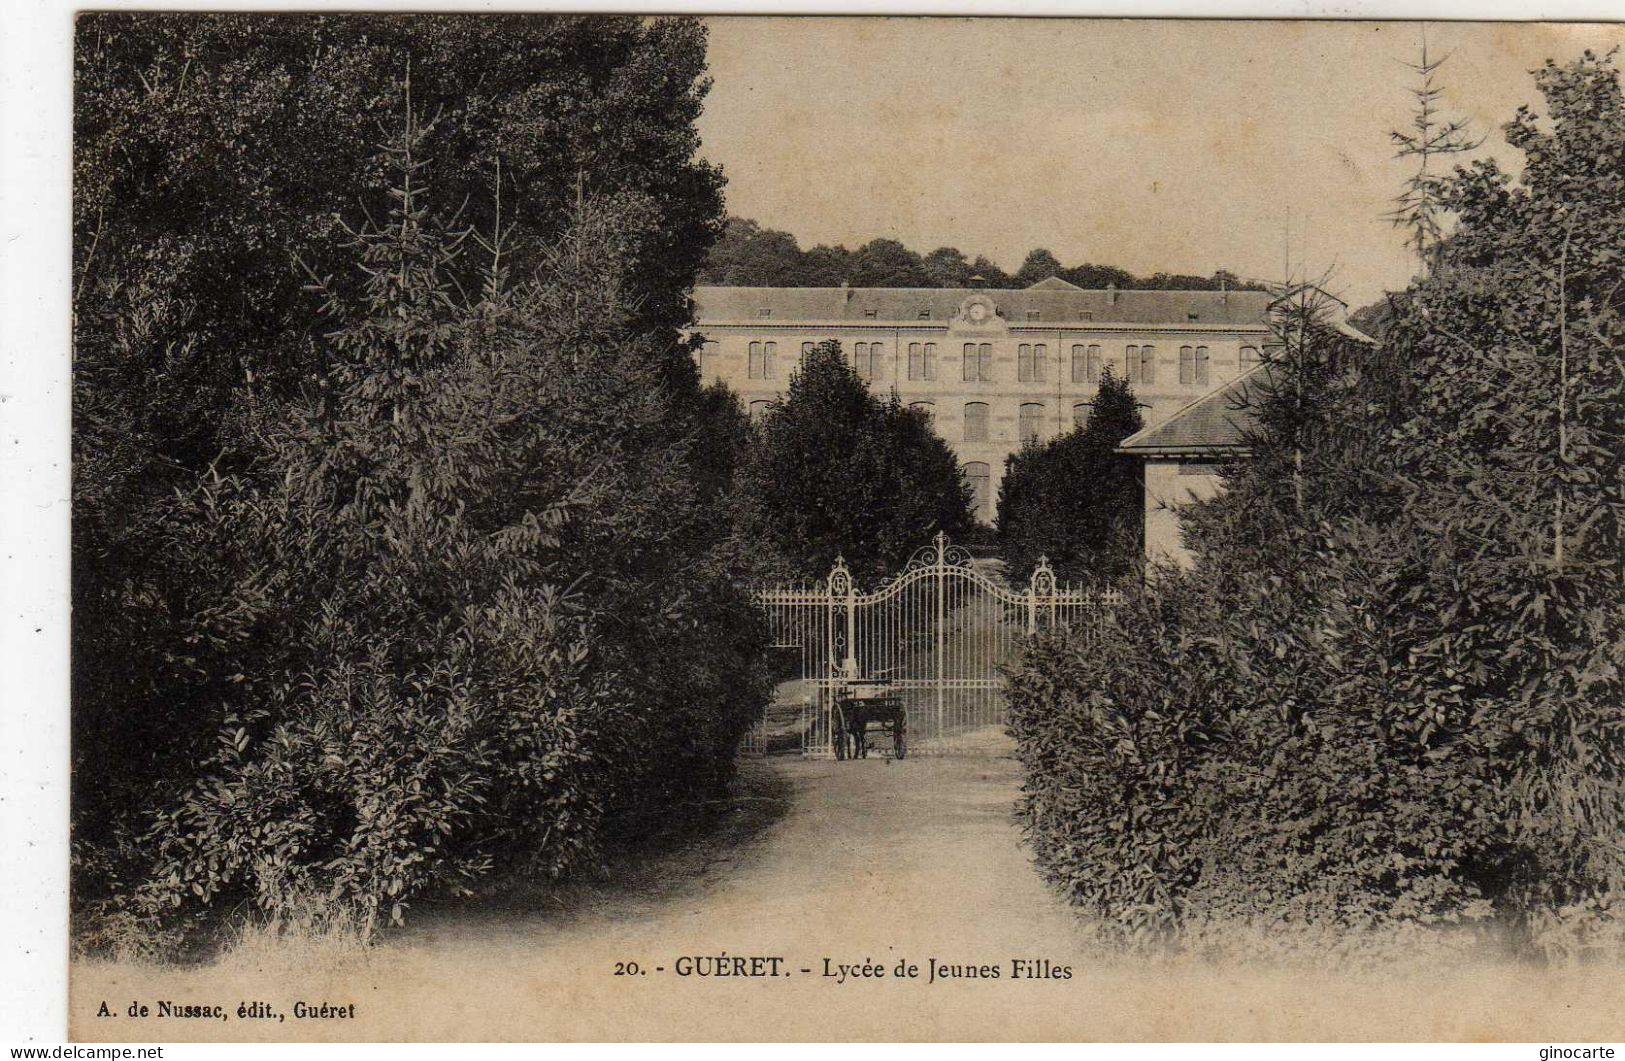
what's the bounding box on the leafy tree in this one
[697,217,809,286]
[968,255,1016,288]
[849,238,933,287]
[734,342,973,584]
[921,246,975,287]
[72,13,729,847]
[695,215,1259,292]
[799,244,856,286]
[1015,248,1066,286]
[995,368,1145,586]
[79,105,768,944]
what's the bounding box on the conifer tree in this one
[996,367,1144,585]
[734,341,973,584]
[1388,31,1482,272]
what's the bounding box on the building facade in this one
[689,277,1278,522]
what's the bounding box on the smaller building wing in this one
[1116,362,1275,457]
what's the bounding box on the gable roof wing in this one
[1025,275,1084,291]
[1117,362,1277,456]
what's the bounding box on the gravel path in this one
[72,744,1625,1041]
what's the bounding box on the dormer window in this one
[757,307,772,318]
[864,309,878,319]
[918,309,932,319]
[1187,313,1200,322]
[1079,311,1094,321]
[1026,310,1041,321]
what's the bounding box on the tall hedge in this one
[1008,53,1624,957]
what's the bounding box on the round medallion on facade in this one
[955,293,1000,328]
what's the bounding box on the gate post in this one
[828,555,856,674]
[934,533,946,738]
[1028,556,1057,634]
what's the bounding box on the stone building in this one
[689,277,1280,523]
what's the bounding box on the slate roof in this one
[1116,362,1277,456]
[691,282,1276,328]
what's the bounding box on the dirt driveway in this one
[72,742,1625,1041]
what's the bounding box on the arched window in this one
[963,343,992,381]
[1019,402,1045,442]
[910,342,937,381]
[802,341,815,356]
[1179,345,1210,385]
[909,400,935,420]
[748,399,773,423]
[963,402,989,442]
[749,341,777,379]
[1017,343,1046,382]
[963,462,991,522]
[696,339,719,375]
[1072,402,1092,429]
[855,342,883,381]
[1129,344,1155,385]
[1240,345,1260,368]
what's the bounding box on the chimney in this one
[840,279,853,302]
[1219,276,1230,304]
[1106,283,1118,305]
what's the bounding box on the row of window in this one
[723,340,1261,385]
[747,398,1094,441]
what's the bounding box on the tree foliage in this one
[996,369,1145,586]
[73,13,728,845]
[1009,53,1624,959]
[72,19,766,948]
[733,342,974,585]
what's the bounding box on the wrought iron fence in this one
[746,533,1117,757]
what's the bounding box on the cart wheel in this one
[832,705,847,761]
[894,716,907,760]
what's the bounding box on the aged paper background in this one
[40,12,1625,1045]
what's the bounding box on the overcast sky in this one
[697,18,1624,306]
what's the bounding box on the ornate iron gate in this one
[748,534,1115,757]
